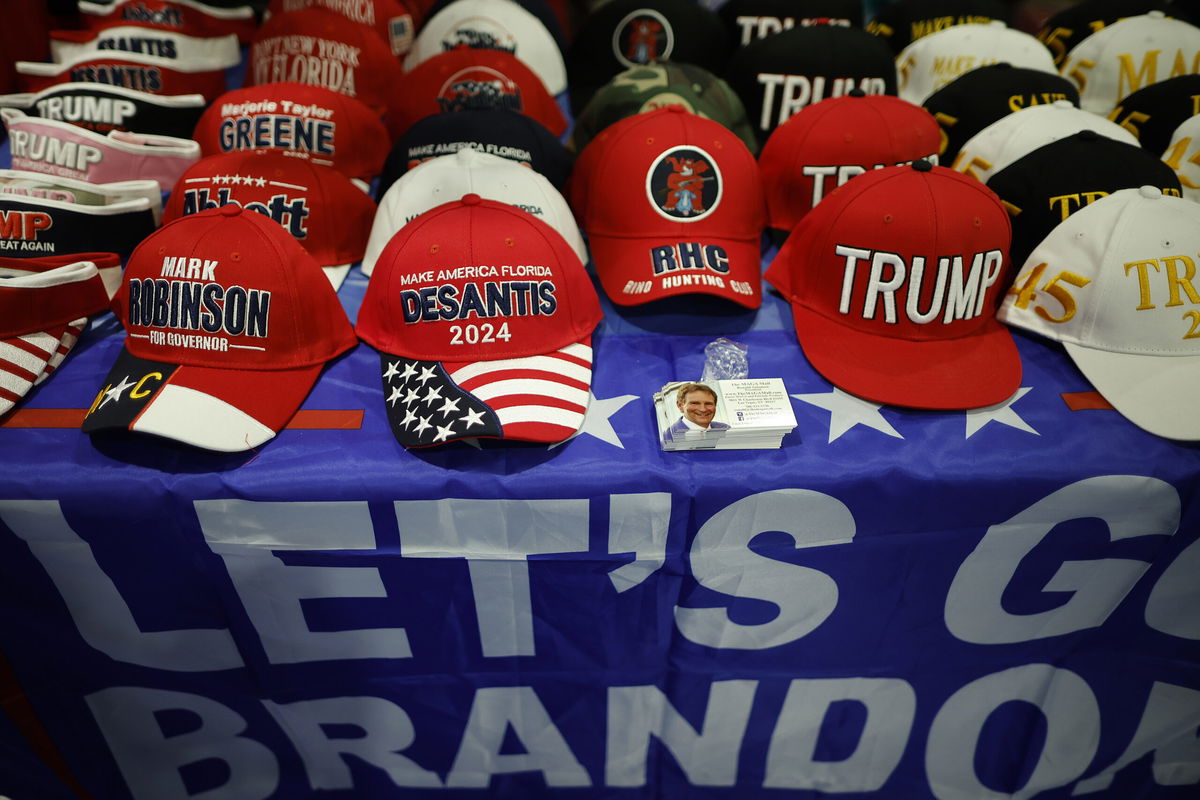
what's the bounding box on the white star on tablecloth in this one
[549,392,638,449]
[793,388,904,443]
[964,387,1037,439]
[99,375,136,409]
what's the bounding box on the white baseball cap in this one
[1061,11,1200,114]
[896,21,1056,105]
[404,0,567,96]
[953,99,1138,183]
[362,148,587,276]
[1162,113,1200,203]
[998,186,1200,439]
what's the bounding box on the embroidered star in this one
[413,415,433,437]
[431,421,456,443]
[99,375,137,409]
[386,385,404,407]
[460,407,486,429]
[398,361,418,381]
[255,177,266,187]
[403,386,422,405]
[415,365,437,385]
[437,396,461,416]
[399,408,418,430]
[382,360,401,381]
[964,387,1038,438]
[422,385,443,406]
[549,392,638,449]
[793,388,903,443]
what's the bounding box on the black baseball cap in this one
[1109,74,1200,155]
[1037,0,1193,67]
[922,62,1080,164]
[718,0,864,51]
[866,0,1008,53]
[375,108,573,201]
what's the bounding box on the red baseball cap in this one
[759,92,941,235]
[388,48,567,140]
[265,0,417,57]
[356,193,602,447]
[164,151,377,289]
[246,8,404,129]
[764,160,1020,409]
[569,106,766,308]
[81,204,357,451]
[193,83,391,181]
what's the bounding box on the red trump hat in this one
[764,160,1020,409]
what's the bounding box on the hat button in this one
[1139,185,1163,199]
[1052,99,1073,109]
[462,193,483,205]
[218,203,242,217]
[911,159,933,172]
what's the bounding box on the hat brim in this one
[0,325,71,415]
[81,347,325,451]
[1064,343,1200,440]
[791,303,1022,409]
[588,234,762,309]
[373,339,594,447]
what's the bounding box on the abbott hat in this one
[405,0,567,95]
[953,99,1138,183]
[363,148,585,275]
[985,130,1182,267]
[376,108,572,199]
[921,62,1080,164]
[82,204,357,451]
[570,106,765,308]
[566,0,730,115]
[571,60,758,155]
[356,193,602,447]
[164,151,376,289]
[1,254,115,416]
[998,187,1200,439]
[1060,11,1200,114]
[723,24,897,147]
[759,91,941,235]
[765,161,1020,409]
[193,83,391,181]
[895,21,1055,105]
[389,47,567,139]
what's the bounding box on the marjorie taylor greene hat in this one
[82,204,357,452]
[999,186,1200,440]
[765,160,1020,409]
[356,193,603,448]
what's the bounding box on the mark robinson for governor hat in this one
[356,193,602,447]
[82,204,357,451]
[765,160,1020,409]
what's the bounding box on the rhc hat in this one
[356,193,602,447]
[570,106,766,308]
[998,187,1200,439]
[765,161,1020,409]
[82,204,357,451]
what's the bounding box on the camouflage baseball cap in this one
[571,60,759,155]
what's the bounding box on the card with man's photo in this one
[655,378,797,451]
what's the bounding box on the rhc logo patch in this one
[613,10,673,68]
[437,67,523,113]
[646,146,721,221]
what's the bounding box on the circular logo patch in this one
[645,146,721,221]
[612,9,674,69]
[437,67,523,113]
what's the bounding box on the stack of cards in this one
[656,378,798,451]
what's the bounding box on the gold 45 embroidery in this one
[1007,263,1091,323]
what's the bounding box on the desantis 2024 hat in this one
[570,106,766,308]
[998,187,1200,439]
[765,161,1020,409]
[82,204,357,451]
[356,193,602,447]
